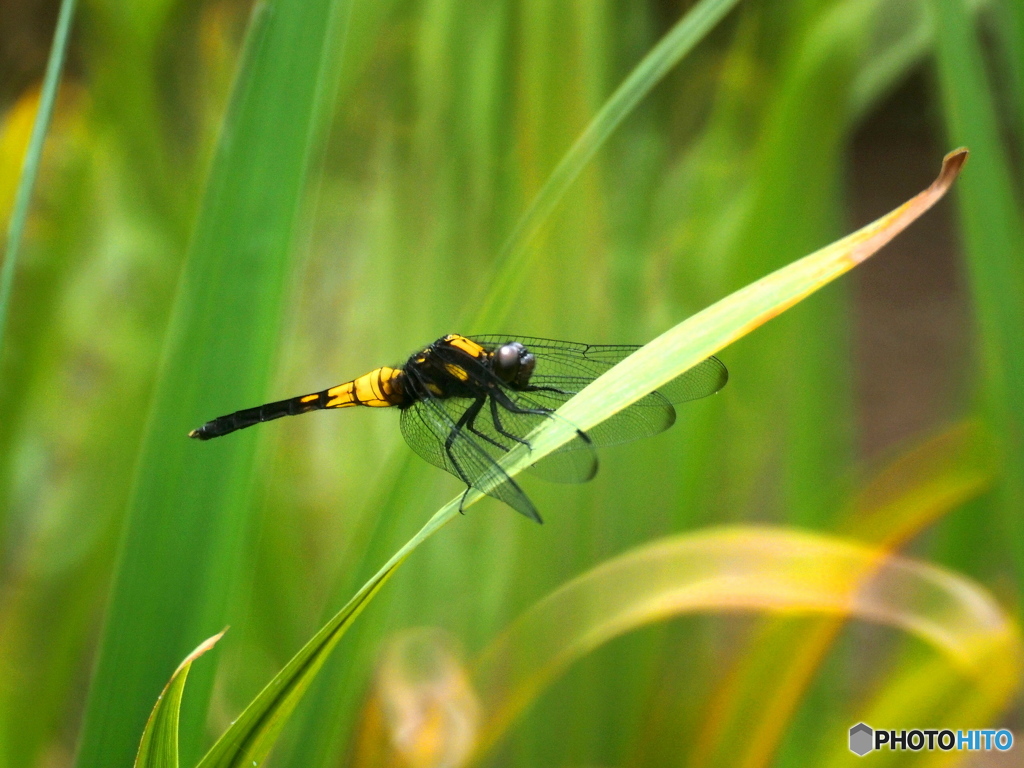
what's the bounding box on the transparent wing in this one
[400,395,543,522]
[470,336,726,446]
[469,335,728,404]
[506,379,676,448]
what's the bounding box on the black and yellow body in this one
[188,335,498,440]
[188,365,407,439]
[189,333,728,523]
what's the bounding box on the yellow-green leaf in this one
[468,526,1021,762]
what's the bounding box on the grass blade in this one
[929,0,1024,580]
[194,150,964,766]
[469,0,743,327]
[507,150,966,470]
[134,632,225,768]
[0,0,77,357]
[73,0,352,765]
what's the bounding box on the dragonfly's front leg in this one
[490,387,551,417]
[494,387,592,453]
[521,384,576,396]
[489,394,533,449]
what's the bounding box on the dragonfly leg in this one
[490,387,551,417]
[521,384,577,396]
[444,398,483,486]
[465,396,512,452]
[489,394,532,448]
[495,386,593,450]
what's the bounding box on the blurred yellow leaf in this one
[0,88,40,224]
[469,526,1021,763]
[843,420,995,547]
[356,628,480,768]
[694,420,999,768]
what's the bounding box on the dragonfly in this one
[189,334,728,523]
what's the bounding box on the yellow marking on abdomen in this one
[445,334,487,358]
[326,366,403,408]
[300,394,319,404]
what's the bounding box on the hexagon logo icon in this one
[849,723,874,756]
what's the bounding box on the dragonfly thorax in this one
[492,341,536,388]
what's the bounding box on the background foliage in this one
[0,0,1020,766]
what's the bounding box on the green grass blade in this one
[194,151,964,767]
[468,0,742,327]
[929,0,1024,579]
[0,0,77,357]
[134,632,225,768]
[72,1,352,765]
[994,0,1024,146]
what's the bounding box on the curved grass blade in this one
[691,420,997,768]
[468,0,743,328]
[499,149,967,476]
[134,631,225,768]
[0,0,77,356]
[468,526,1022,762]
[841,420,995,546]
[193,151,965,767]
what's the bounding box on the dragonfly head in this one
[493,341,536,388]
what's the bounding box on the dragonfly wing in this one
[458,336,728,482]
[399,395,542,522]
[527,447,597,484]
[543,345,728,404]
[511,375,677,447]
[654,356,729,403]
[471,336,728,404]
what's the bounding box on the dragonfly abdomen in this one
[188,366,407,440]
[321,366,408,409]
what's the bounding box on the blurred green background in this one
[0,0,1022,766]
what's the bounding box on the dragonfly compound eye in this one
[494,341,535,387]
[516,351,536,387]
